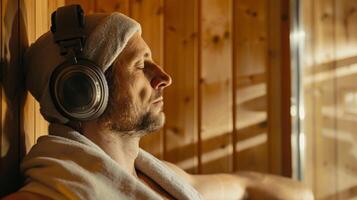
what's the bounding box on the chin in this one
[104,110,165,136]
[142,112,165,134]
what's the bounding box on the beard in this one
[99,91,165,137]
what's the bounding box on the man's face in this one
[100,33,172,136]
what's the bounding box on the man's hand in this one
[235,171,314,200]
[164,161,314,200]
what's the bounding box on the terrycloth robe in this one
[20,124,203,200]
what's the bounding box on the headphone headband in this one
[51,5,85,59]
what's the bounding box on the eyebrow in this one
[128,45,152,64]
[131,50,151,66]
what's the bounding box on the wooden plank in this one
[312,0,338,198]
[280,0,292,177]
[95,0,129,15]
[335,0,357,199]
[20,0,36,153]
[66,0,95,14]
[164,0,199,173]
[34,0,49,141]
[0,0,22,195]
[200,0,233,173]
[301,0,316,195]
[130,0,164,158]
[234,0,269,173]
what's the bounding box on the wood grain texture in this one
[0,2,294,196]
[164,0,199,173]
[96,0,129,15]
[301,0,316,194]
[0,0,26,195]
[301,0,357,199]
[266,0,283,175]
[21,0,36,153]
[233,0,269,172]
[200,0,233,173]
[280,0,292,177]
[313,0,338,198]
[34,0,49,141]
[334,0,357,199]
[66,0,95,14]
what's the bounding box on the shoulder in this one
[3,191,52,200]
[162,161,194,184]
[161,161,247,199]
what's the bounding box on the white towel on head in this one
[25,12,141,124]
[20,123,203,200]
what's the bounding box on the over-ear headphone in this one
[50,5,109,121]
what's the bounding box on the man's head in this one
[25,12,171,136]
[98,33,172,136]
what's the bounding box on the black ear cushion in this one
[50,59,109,121]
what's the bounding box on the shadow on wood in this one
[0,0,28,197]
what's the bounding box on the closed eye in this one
[135,60,145,69]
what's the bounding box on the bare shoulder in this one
[161,161,314,200]
[3,191,52,200]
[162,161,247,200]
[162,161,194,184]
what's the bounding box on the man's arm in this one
[164,161,314,200]
[164,161,247,199]
[2,191,51,200]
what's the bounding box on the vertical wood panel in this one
[96,0,129,15]
[234,0,269,172]
[21,0,35,153]
[267,0,284,175]
[130,0,165,158]
[66,0,95,14]
[200,0,233,173]
[335,0,357,199]
[302,0,357,199]
[313,0,338,198]
[1,0,24,195]
[164,0,199,173]
[62,0,286,176]
[34,0,49,141]
[280,0,292,177]
[301,0,316,194]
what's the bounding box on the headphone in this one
[50,5,109,121]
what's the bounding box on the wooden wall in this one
[0,0,64,196]
[0,0,290,196]
[64,0,290,175]
[302,0,357,199]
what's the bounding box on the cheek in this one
[139,89,147,101]
[131,74,152,104]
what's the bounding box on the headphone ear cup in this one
[50,11,57,33]
[50,59,109,121]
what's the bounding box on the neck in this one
[81,121,141,177]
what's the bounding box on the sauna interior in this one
[0,0,356,199]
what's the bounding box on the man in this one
[5,6,313,200]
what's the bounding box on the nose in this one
[150,63,172,90]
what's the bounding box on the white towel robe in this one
[20,123,203,200]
